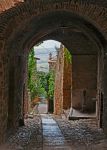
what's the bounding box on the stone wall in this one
[0,0,24,12]
[0,40,8,144]
[24,89,29,118]
[103,55,107,134]
[23,57,29,118]
[72,55,97,112]
[0,0,107,13]
[54,46,64,115]
[54,46,72,114]
[54,48,97,114]
[63,54,72,110]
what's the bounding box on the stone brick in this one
[0,0,107,145]
[54,45,72,114]
[63,59,72,110]
[54,46,64,115]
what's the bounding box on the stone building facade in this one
[50,44,97,115]
[48,52,57,72]
[50,45,72,115]
[0,0,107,145]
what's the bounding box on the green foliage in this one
[64,47,72,64]
[47,71,55,99]
[28,56,48,100]
[36,71,48,98]
[28,47,55,101]
[28,48,37,100]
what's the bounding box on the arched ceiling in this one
[0,0,107,13]
[36,29,99,55]
[0,0,107,57]
[6,11,105,56]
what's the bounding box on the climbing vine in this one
[64,47,72,64]
[28,47,37,100]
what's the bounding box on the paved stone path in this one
[38,103,48,114]
[1,114,107,150]
[42,114,71,150]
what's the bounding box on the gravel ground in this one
[1,115,107,150]
[5,115,42,150]
[54,116,107,150]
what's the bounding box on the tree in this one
[28,48,37,100]
[36,71,48,98]
[27,47,55,101]
[47,71,55,99]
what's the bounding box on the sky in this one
[34,40,61,72]
[34,40,61,49]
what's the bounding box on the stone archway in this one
[0,0,107,144]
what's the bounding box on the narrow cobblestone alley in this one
[1,0,107,149]
[42,114,71,150]
[1,114,107,150]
